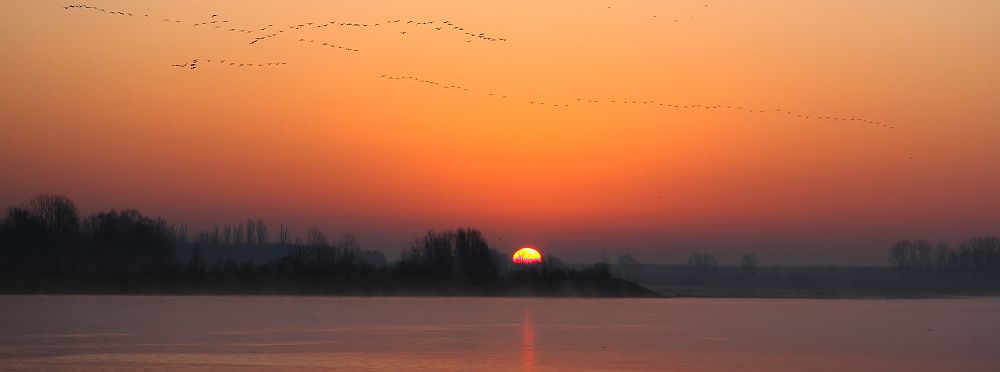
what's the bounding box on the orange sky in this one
[2,1,999,264]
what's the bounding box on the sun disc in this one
[513,247,542,264]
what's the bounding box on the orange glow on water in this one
[513,247,542,264]
[521,310,535,371]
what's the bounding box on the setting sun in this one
[513,247,542,265]
[1,2,999,371]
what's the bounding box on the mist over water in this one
[2,296,998,371]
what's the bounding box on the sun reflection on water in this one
[522,309,535,371]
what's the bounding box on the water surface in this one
[1,296,998,371]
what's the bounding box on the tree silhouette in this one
[403,230,456,278]
[0,194,81,275]
[616,254,641,280]
[83,209,174,272]
[454,228,499,282]
[8,193,999,297]
[254,219,269,245]
[688,252,718,276]
[889,237,1000,290]
[278,225,290,245]
[741,253,758,279]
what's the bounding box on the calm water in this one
[1,296,998,371]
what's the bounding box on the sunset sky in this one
[2,1,998,264]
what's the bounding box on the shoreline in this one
[0,276,662,298]
[1,289,989,300]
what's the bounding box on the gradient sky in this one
[2,1,999,264]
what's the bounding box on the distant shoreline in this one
[3,195,998,300]
[0,275,662,298]
[657,288,963,300]
[0,292,984,300]
[4,285,990,300]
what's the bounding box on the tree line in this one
[0,194,653,296]
[888,237,1000,291]
[611,241,999,297]
[0,194,178,275]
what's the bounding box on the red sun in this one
[513,247,542,264]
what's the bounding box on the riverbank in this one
[0,275,660,298]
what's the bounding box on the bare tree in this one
[3,194,82,273]
[934,241,951,273]
[741,253,758,278]
[222,225,232,245]
[278,224,290,245]
[255,219,268,245]
[616,254,641,280]
[234,223,244,245]
[340,233,360,253]
[889,240,914,273]
[403,230,456,278]
[914,240,933,273]
[306,228,327,247]
[211,226,220,245]
[688,252,718,276]
[176,223,188,244]
[26,194,80,236]
[245,218,256,245]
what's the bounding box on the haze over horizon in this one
[2,1,999,265]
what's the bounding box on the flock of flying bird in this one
[379,75,895,129]
[64,5,361,51]
[170,59,287,70]
[63,3,893,129]
[249,18,507,46]
[296,39,360,53]
[63,4,503,49]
